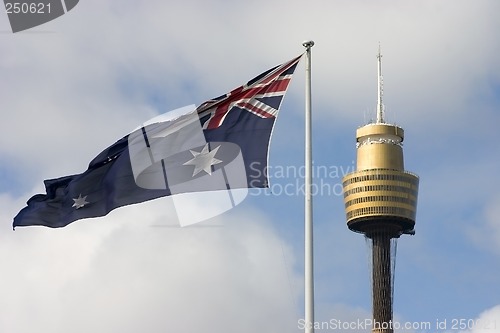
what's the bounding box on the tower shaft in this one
[371,232,393,333]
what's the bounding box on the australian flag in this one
[13,55,302,228]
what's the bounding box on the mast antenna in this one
[376,44,385,123]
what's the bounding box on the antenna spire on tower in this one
[376,44,385,123]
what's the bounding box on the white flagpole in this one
[302,40,315,333]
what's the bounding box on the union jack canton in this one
[197,55,303,129]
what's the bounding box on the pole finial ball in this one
[302,40,315,48]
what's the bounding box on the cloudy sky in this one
[1,0,500,332]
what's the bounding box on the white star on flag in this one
[183,143,223,176]
[72,194,89,209]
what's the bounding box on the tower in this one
[342,48,419,333]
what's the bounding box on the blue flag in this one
[13,55,302,228]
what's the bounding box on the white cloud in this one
[459,305,500,333]
[0,197,301,333]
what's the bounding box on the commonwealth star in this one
[183,143,223,176]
